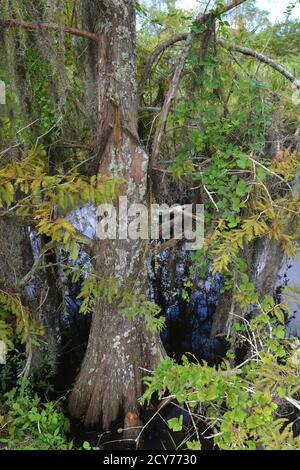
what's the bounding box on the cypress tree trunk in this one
[68,0,164,432]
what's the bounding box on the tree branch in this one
[140,32,300,99]
[19,241,56,288]
[149,0,247,168]
[0,19,98,42]
[218,40,300,90]
[138,33,188,99]
[218,0,248,15]
[56,141,94,150]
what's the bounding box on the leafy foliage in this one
[0,379,73,450]
[0,290,43,355]
[76,273,164,333]
[0,0,299,451]
[142,296,300,450]
[0,146,124,260]
[204,149,300,274]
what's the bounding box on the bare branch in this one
[218,0,248,15]
[56,141,94,151]
[138,33,188,99]
[218,40,300,90]
[139,33,299,104]
[150,0,247,168]
[1,19,98,42]
[19,241,56,288]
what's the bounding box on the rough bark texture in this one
[0,216,62,373]
[68,0,164,432]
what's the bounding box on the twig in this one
[285,396,300,411]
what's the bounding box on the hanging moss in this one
[0,0,91,159]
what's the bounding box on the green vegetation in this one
[0,377,73,450]
[0,0,299,451]
[142,293,300,449]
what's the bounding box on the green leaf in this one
[186,440,201,450]
[236,180,250,197]
[236,154,251,169]
[277,387,286,399]
[83,441,91,450]
[256,167,267,181]
[168,415,183,432]
[232,196,242,212]
[70,242,79,261]
[273,325,285,339]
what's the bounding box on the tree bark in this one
[0,216,63,375]
[211,237,284,340]
[68,0,164,433]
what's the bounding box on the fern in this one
[259,420,300,450]
[0,290,43,352]
[0,145,124,260]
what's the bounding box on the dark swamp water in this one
[29,204,298,449]
[50,242,227,450]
